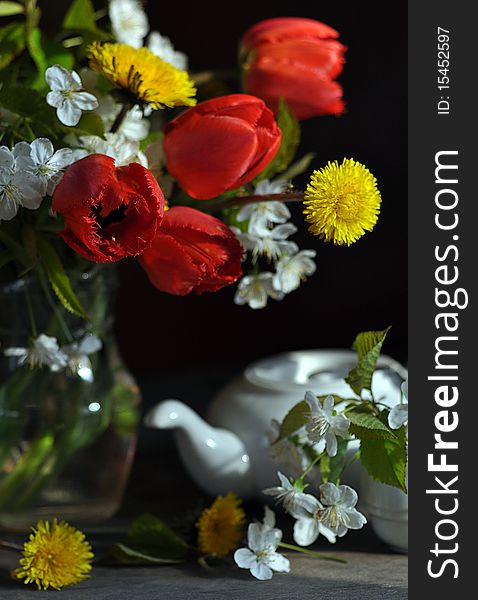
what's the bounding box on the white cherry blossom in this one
[266,419,308,478]
[292,492,337,546]
[29,138,74,195]
[237,180,290,234]
[109,0,149,47]
[70,133,148,167]
[234,273,285,309]
[148,31,188,70]
[273,250,317,294]
[263,471,319,518]
[234,508,290,580]
[388,379,408,429]
[304,392,350,457]
[46,65,98,127]
[234,222,298,262]
[0,146,44,221]
[317,483,367,537]
[63,334,103,382]
[4,334,68,372]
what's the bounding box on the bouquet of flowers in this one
[0,1,383,526]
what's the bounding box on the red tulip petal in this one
[140,233,205,296]
[52,154,118,214]
[255,39,345,80]
[242,17,339,50]
[140,207,243,295]
[164,112,259,199]
[247,57,345,119]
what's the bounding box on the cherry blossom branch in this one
[204,192,305,213]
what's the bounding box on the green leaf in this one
[0,249,13,269]
[277,400,309,441]
[27,28,47,73]
[319,438,348,485]
[0,1,23,16]
[0,22,25,70]
[41,37,74,70]
[0,225,30,267]
[128,514,189,559]
[70,111,104,137]
[63,0,97,34]
[347,410,398,441]
[345,327,392,395]
[360,412,407,493]
[102,514,189,565]
[0,84,58,133]
[255,98,300,182]
[37,238,89,320]
[280,152,316,182]
[140,130,164,153]
[102,543,184,566]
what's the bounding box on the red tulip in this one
[163,94,281,200]
[139,206,243,296]
[241,17,346,120]
[52,154,164,263]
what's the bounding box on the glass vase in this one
[0,265,140,531]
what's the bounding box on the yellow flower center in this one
[303,158,382,246]
[13,519,93,590]
[86,42,197,110]
[196,492,246,557]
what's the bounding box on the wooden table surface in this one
[0,368,408,599]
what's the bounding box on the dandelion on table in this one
[196,492,246,557]
[13,519,93,590]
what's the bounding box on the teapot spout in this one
[145,400,256,498]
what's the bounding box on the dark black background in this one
[43,0,408,375]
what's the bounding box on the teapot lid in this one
[244,349,407,398]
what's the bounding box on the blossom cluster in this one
[0,0,385,371]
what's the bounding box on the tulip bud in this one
[241,17,346,120]
[139,206,243,295]
[163,94,281,200]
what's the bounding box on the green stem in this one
[0,541,23,552]
[344,450,360,472]
[37,266,73,343]
[298,453,321,482]
[191,68,238,86]
[23,283,37,338]
[110,104,130,134]
[203,192,305,214]
[278,542,347,564]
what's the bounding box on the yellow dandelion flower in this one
[13,519,93,590]
[196,492,246,557]
[303,158,382,246]
[86,42,197,110]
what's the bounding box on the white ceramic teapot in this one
[145,349,407,499]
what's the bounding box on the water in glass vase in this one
[0,266,140,531]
